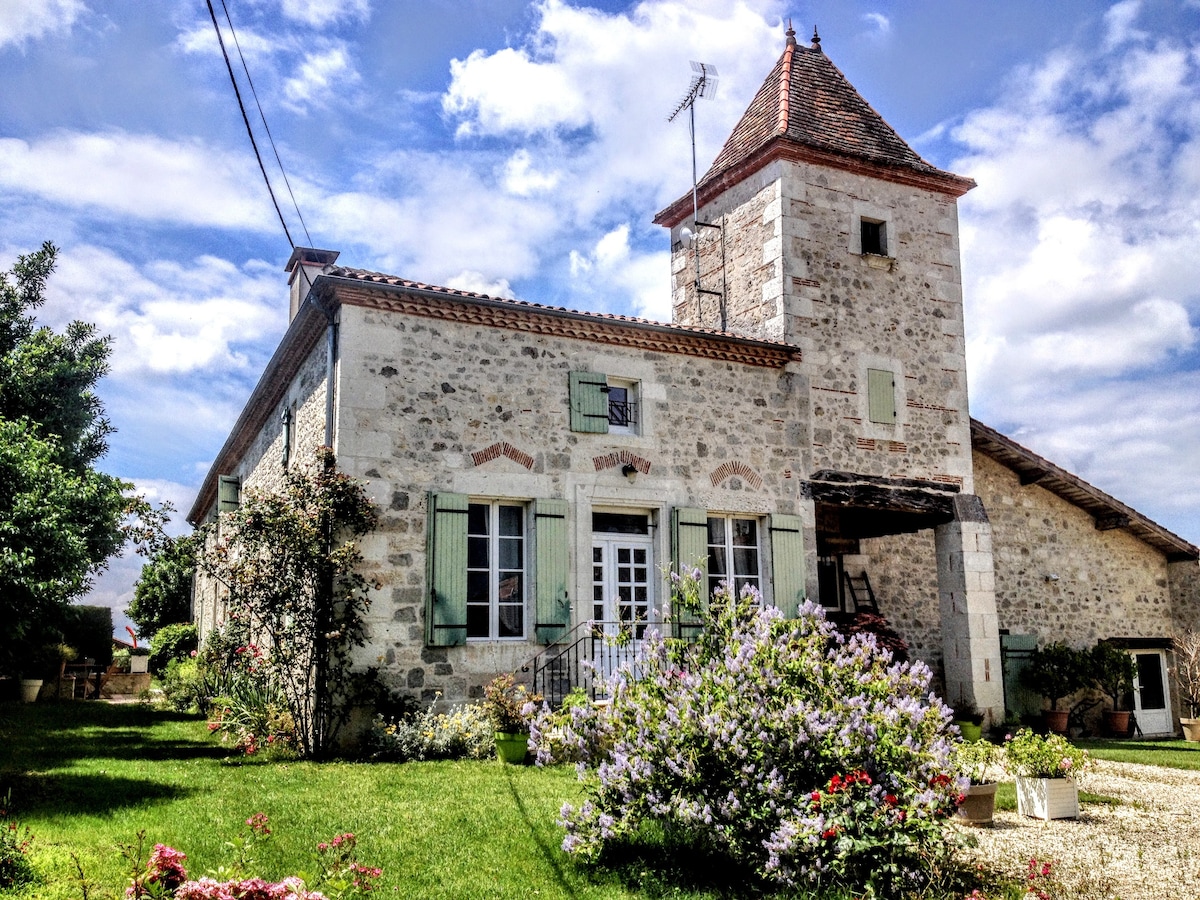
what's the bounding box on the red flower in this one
[821,826,839,840]
[884,794,898,806]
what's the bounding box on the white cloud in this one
[443,271,516,299]
[862,12,891,36]
[0,0,84,50]
[279,0,371,27]
[0,130,277,231]
[41,245,285,377]
[1103,0,1148,49]
[283,44,361,110]
[502,150,560,196]
[953,5,1200,538]
[568,224,670,319]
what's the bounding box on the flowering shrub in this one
[1003,729,1094,779]
[368,696,493,762]
[0,791,34,890]
[125,814,381,899]
[207,658,299,758]
[532,574,964,895]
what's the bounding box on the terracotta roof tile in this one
[326,265,790,344]
[705,37,953,186]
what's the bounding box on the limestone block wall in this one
[853,450,1189,701]
[191,336,330,637]
[973,452,1177,645]
[333,302,815,702]
[668,158,972,491]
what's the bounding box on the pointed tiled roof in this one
[656,28,974,226]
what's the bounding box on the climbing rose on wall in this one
[532,575,963,895]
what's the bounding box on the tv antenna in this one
[668,61,724,325]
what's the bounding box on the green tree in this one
[197,448,379,758]
[0,243,130,676]
[129,533,198,641]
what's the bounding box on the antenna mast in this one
[668,62,723,324]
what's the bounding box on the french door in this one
[591,521,654,683]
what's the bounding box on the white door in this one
[591,534,653,683]
[1131,650,1173,736]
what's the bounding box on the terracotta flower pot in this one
[956,782,998,826]
[1043,708,1069,735]
[1181,718,1200,742]
[19,679,42,703]
[1102,709,1130,737]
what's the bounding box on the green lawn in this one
[1076,737,1200,770]
[0,701,765,899]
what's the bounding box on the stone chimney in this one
[285,247,340,322]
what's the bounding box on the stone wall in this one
[191,335,330,637]
[333,302,816,702]
[856,449,1188,710]
[669,158,973,491]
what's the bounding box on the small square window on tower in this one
[860,218,887,256]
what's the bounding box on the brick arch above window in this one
[709,460,763,491]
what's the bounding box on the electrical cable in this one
[218,0,313,249]
[205,0,294,249]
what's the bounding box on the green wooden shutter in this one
[867,368,896,424]
[671,507,709,640]
[426,491,469,647]
[534,498,570,644]
[769,514,806,618]
[217,475,241,515]
[569,371,610,433]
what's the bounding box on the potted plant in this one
[1020,641,1088,734]
[952,739,1001,825]
[1090,640,1136,736]
[950,700,985,742]
[482,673,541,764]
[1171,630,1200,741]
[18,643,62,702]
[1004,728,1093,820]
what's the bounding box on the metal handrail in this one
[519,620,648,706]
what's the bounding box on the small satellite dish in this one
[679,226,695,249]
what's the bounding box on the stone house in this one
[188,27,1198,734]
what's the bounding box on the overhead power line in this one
[218,0,313,249]
[205,0,295,249]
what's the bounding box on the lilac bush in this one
[532,574,964,895]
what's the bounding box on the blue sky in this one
[3,0,1199,635]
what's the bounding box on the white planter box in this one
[1016,775,1079,820]
[129,655,149,674]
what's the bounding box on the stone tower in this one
[656,26,1004,719]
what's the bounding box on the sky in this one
[2,0,1200,637]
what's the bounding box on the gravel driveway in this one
[959,762,1200,899]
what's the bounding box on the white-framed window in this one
[569,371,641,435]
[606,377,639,435]
[467,501,526,639]
[706,515,762,599]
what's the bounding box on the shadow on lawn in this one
[0,700,226,773]
[0,770,194,819]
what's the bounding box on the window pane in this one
[467,571,489,604]
[498,536,523,571]
[467,604,489,638]
[467,534,488,570]
[708,548,728,577]
[497,602,523,638]
[468,503,488,535]
[733,548,759,578]
[732,518,757,546]
[707,517,726,545]
[593,512,649,534]
[498,504,523,537]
